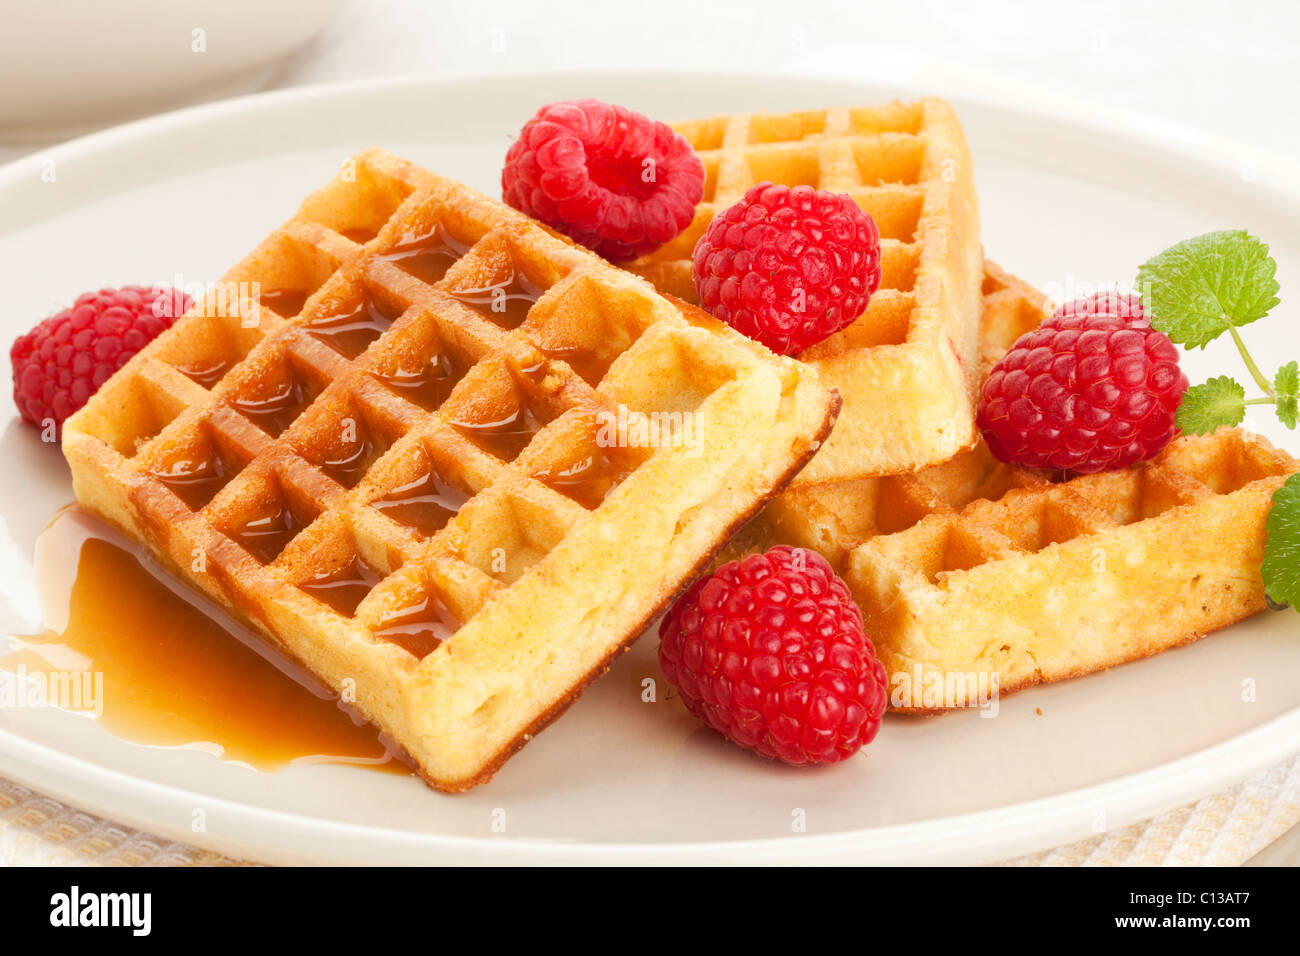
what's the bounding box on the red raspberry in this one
[658,545,888,766]
[977,313,1188,474]
[502,98,704,261]
[1048,291,1148,328]
[693,182,882,356]
[11,285,191,436]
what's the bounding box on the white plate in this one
[1,72,1299,866]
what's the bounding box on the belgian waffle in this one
[629,99,983,485]
[730,264,1300,709]
[61,149,838,790]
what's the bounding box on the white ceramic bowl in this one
[0,0,344,140]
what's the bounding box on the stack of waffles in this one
[62,150,838,791]
[728,264,1297,707]
[62,99,1299,791]
[646,101,1298,711]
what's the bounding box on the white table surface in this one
[282,0,1300,151]
[4,0,1299,157]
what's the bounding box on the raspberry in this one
[658,545,888,766]
[977,312,1188,474]
[692,182,882,356]
[502,98,704,261]
[1048,291,1149,328]
[11,285,191,436]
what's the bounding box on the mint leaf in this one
[1176,377,1245,435]
[1137,230,1280,348]
[1272,362,1297,427]
[1279,396,1299,430]
[1275,360,1299,399]
[1263,473,1300,607]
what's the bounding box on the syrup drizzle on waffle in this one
[150,448,240,511]
[450,269,543,331]
[376,223,469,285]
[230,501,310,564]
[307,293,405,359]
[451,406,545,463]
[371,462,469,536]
[374,589,462,658]
[535,345,611,388]
[374,351,466,410]
[321,427,382,488]
[176,358,233,389]
[259,287,311,319]
[532,448,632,510]
[300,554,384,617]
[230,376,318,437]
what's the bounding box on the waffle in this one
[60,149,838,791]
[731,264,1300,709]
[629,99,983,485]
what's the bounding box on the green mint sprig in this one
[1137,230,1287,436]
[1137,229,1300,608]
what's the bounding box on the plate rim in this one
[4,707,1298,865]
[2,69,1298,865]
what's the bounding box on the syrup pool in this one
[1,507,408,773]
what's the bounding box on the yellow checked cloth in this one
[1006,755,1300,866]
[2,757,1298,866]
[0,778,251,866]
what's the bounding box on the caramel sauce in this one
[374,592,461,659]
[2,509,403,772]
[371,466,468,536]
[175,358,233,390]
[451,405,544,462]
[377,224,468,285]
[451,271,543,331]
[229,375,316,437]
[229,502,308,564]
[150,449,239,510]
[258,287,311,319]
[307,294,403,359]
[376,351,466,411]
[341,227,377,245]
[539,346,613,388]
[298,554,383,617]
[534,449,631,510]
[321,430,379,489]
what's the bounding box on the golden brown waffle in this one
[728,262,1048,567]
[629,99,983,485]
[729,263,1300,709]
[61,149,838,791]
[850,425,1296,710]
